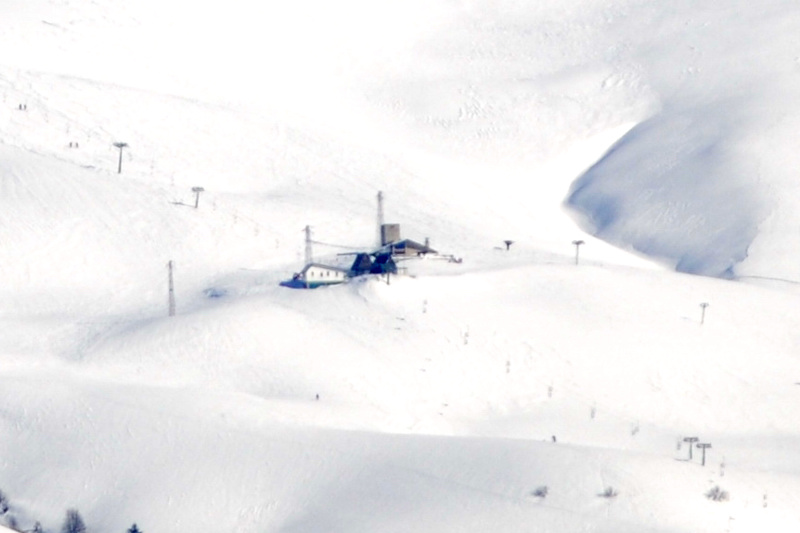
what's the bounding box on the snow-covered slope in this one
[1,1,800,532]
[564,1,800,277]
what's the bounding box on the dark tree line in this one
[0,489,141,533]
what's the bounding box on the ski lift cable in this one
[310,239,365,250]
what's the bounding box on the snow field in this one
[1,0,800,532]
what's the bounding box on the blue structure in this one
[348,252,397,277]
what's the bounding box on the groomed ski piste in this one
[1,1,800,532]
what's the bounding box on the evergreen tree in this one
[127,524,142,533]
[61,509,86,533]
[0,489,8,514]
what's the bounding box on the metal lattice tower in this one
[168,260,176,317]
[305,225,313,265]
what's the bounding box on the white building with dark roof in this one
[280,262,349,289]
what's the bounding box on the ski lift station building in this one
[280,263,350,289]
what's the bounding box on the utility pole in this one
[700,302,710,325]
[192,187,205,208]
[683,437,699,460]
[113,142,128,174]
[572,240,585,265]
[377,191,384,247]
[304,225,313,265]
[697,442,712,466]
[167,260,176,317]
